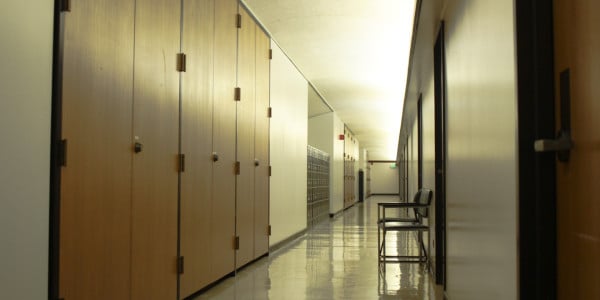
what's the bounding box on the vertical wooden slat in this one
[59,0,135,299]
[180,0,215,297]
[254,28,270,258]
[130,0,181,298]
[235,6,256,268]
[211,0,238,279]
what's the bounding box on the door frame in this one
[49,0,65,298]
[515,1,557,299]
[433,21,447,287]
[417,94,423,190]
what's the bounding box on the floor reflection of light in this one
[193,196,442,300]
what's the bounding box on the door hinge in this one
[60,0,71,12]
[234,87,241,101]
[269,49,273,60]
[177,256,184,274]
[235,161,241,175]
[179,154,186,172]
[268,225,272,236]
[58,139,67,167]
[268,166,272,177]
[176,53,186,72]
[236,13,242,28]
[268,107,272,118]
[234,236,240,250]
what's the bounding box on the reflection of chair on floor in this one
[377,188,433,267]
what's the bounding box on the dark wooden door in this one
[554,0,600,298]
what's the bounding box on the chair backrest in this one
[413,188,433,219]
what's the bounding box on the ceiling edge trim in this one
[397,0,424,161]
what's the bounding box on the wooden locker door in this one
[236,6,256,268]
[254,29,270,258]
[59,1,135,299]
[211,0,238,279]
[180,0,215,297]
[553,0,600,298]
[130,0,181,298]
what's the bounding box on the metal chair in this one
[377,188,433,267]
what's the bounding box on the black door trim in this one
[515,1,557,299]
[49,0,65,298]
[417,94,423,190]
[433,21,447,287]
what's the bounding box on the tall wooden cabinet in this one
[59,1,135,299]
[179,0,239,297]
[254,25,271,259]
[130,0,181,299]
[210,0,239,284]
[236,6,271,269]
[58,1,269,299]
[180,0,217,297]
[343,127,358,209]
[60,0,180,298]
[236,6,257,268]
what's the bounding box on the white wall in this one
[353,139,360,203]
[308,112,345,215]
[330,113,345,214]
[0,1,53,298]
[370,163,400,194]
[401,0,519,298]
[269,41,308,246]
[444,1,518,298]
[308,112,333,153]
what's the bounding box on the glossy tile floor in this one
[192,196,443,300]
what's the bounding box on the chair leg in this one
[418,231,427,263]
[418,231,422,258]
[382,228,387,272]
[377,224,381,261]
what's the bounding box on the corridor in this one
[193,196,442,300]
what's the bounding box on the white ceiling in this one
[243,0,417,160]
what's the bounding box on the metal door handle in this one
[212,152,219,162]
[536,69,574,163]
[534,130,573,162]
[134,142,143,153]
[534,131,573,152]
[255,159,260,167]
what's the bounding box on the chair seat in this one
[382,222,428,231]
[378,217,417,224]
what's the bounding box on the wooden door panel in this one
[131,0,181,298]
[254,28,270,257]
[236,6,257,268]
[211,0,238,279]
[59,1,135,299]
[554,0,600,298]
[180,0,215,297]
